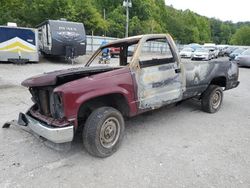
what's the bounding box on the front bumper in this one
[18,113,74,143]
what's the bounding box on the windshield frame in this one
[85,38,141,67]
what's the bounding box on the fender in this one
[75,86,137,116]
[61,86,137,128]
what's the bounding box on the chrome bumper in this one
[18,113,74,143]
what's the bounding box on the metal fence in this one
[86,35,249,54]
[86,35,185,53]
[86,35,118,53]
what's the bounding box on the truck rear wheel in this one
[201,85,223,113]
[83,107,125,158]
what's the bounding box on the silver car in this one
[204,46,219,59]
[191,48,212,61]
[229,48,246,61]
[235,49,250,67]
[180,47,194,58]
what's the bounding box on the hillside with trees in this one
[0,0,250,45]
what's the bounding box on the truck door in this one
[134,37,183,110]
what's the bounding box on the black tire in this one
[201,85,223,113]
[83,107,125,158]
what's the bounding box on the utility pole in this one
[103,8,106,36]
[103,8,106,20]
[123,0,132,38]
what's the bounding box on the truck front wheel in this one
[201,85,223,113]
[83,107,125,158]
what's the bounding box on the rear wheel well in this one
[210,77,227,88]
[77,93,130,130]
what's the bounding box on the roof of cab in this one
[101,34,168,48]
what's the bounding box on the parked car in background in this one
[179,47,194,58]
[191,48,212,61]
[225,46,237,56]
[213,47,220,58]
[203,43,219,58]
[204,46,219,59]
[229,48,246,61]
[110,47,133,57]
[187,43,202,50]
[110,47,120,57]
[217,45,229,56]
[235,49,250,67]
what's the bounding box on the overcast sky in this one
[165,0,249,23]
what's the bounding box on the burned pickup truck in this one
[4,34,239,157]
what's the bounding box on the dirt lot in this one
[0,57,250,188]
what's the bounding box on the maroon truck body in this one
[22,66,138,128]
[10,34,239,157]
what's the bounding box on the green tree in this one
[107,6,126,38]
[73,0,107,35]
[230,26,250,45]
[219,23,232,44]
[129,16,142,35]
[0,0,249,44]
[0,0,27,26]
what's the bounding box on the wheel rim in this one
[100,117,120,149]
[212,90,221,109]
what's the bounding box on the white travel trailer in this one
[0,23,39,63]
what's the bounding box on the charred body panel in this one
[134,63,182,110]
[183,60,239,99]
[130,34,184,111]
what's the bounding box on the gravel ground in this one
[0,57,249,188]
